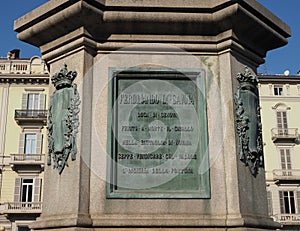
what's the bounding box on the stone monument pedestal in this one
[14,0,290,230]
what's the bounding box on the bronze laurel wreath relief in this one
[234,67,264,176]
[47,64,80,174]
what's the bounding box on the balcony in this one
[0,63,30,75]
[14,110,47,125]
[271,128,298,143]
[10,154,45,172]
[2,202,42,214]
[273,169,300,183]
[273,214,300,225]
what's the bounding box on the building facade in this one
[0,50,49,231]
[259,74,300,230]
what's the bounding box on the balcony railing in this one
[273,169,300,181]
[2,202,42,213]
[15,110,47,119]
[14,110,47,125]
[273,214,300,225]
[271,128,298,142]
[0,63,30,74]
[10,154,45,163]
[10,154,45,171]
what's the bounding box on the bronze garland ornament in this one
[47,64,80,174]
[234,67,264,176]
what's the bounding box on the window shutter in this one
[21,93,28,110]
[296,191,300,213]
[39,93,46,110]
[280,149,286,170]
[285,149,292,173]
[267,191,273,215]
[277,111,288,131]
[282,112,288,129]
[35,133,43,154]
[286,149,292,170]
[279,191,285,213]
[14,178,22,202]
[18,133,25,154]
[277,112,282,129]
[33,178,42,202]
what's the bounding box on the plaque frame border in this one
[106,67,210,199]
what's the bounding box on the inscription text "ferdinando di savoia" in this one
[119,93,195,105]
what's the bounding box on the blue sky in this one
[256,0,299,75]
[0,0,48,59]
[0,0,298,75]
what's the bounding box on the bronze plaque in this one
[107,68,210,198]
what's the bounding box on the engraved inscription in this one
[109,69,210,198]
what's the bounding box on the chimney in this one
[6,49,20,59]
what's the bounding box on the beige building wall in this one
[0,171,18,203]
[259,75,300,229]
[0,52,49,231]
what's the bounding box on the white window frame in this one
[19,129,43,155]
[279,190,298,214]
[274,85,284,96]
[27,93,39,111]
[21,178,34,203]
[276,111,288,135]
[21,91,46,112]
[279,148,292,176]
[14,177,42,203]
[24,133,37,154]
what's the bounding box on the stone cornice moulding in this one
[260,97,300,102]
[39,27,265,64]
[258,76,300,84]
[14,0,289,35]
[14,0,290,64]
[0,75,49,85]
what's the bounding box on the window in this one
[280,148,292,176]
[19,132,42,155]
[14,178,42,203]
[279,191,300,214]
[274,85,283,95]
[26,93,40,117]
[276,111,288,135]
[25,134,37,154]
[27,93,39,110]
[21,179,33,203]
[21,92,46,113]
[279,191,296,214]
[18,226,30,231]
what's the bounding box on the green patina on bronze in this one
[107,68,210,198]
[47,64,80,174]
[235,67,264,176]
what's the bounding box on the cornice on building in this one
[0,74,49,85]
[258,74,300,84]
